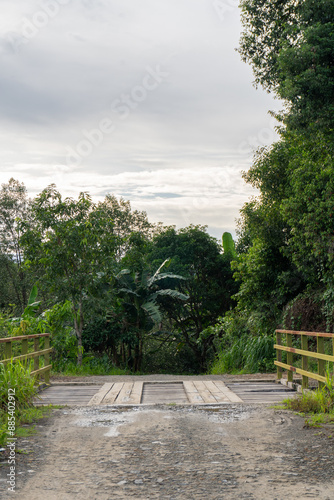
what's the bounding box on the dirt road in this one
[1,403,334,499]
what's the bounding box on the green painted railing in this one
[0,333,52,384]
[275,329,334,390]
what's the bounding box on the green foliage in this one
[281,132,334,281]
[234,0,334,340]
[209,313,276,374]
[148,225,238,372]
[239,0,334,130]
[0,361,39,446]
[222,232,237,259]
[283,368,334,428]
[141,338,199,374]
[97,194,156,262]
[110,261,188,371]
[238,0,302,92]
[0,362,37,413]
[285,391,329,415]
[20,185,116,365]
[52,355,129,376]
[0,311,10,339]
[0,178,31,312]
[41,301,76,363]
[211,334,275,374]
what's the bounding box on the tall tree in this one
[21,185,116,364]
[148,226,237,371]
[239,0,334,129]
[111,261,188,371]
[97,195,159,261]
[236,0,334,332]
[0,178,31,311]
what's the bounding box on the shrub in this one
[0,361,37,414]
[0,361,38,447]
[209,311,276,374]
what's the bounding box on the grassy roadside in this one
[0,362,57,449]
[277,372,334,429]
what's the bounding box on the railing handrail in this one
[0,333,50,343]
[274,329,334,390]
[0,333,52,384]
[276,329,334,338]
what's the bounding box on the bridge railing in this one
[0,333,52,384]
[275,329,334,390]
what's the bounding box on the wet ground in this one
[1,403,334,499]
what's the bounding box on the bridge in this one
[34,378,295,406]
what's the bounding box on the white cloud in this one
[0,0,280,238]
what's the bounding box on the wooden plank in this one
[102,382,124,404]
[276,331,282,380]
[287,333,293,383]
[192,381,217,403]
[183,381,204,403]
[114,382,134,403]
[0,333,50,343]
[276,329,334,338]
[226,383,296,403]
[202,381,230,403]
[2,348,53,365]
[301,335,309,389]
[88,383,114,405]
[274,361,326,383]
[274,344,334,363]
[317,336,326,390]
[34,385,103,406]
[141,383,188,404]
[213,381,243,403]
[128,381,143,404]
[30,364,52,377]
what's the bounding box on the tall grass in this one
[0,361,38,447]
[0,362,37,410]
[283,367,334,426]
[52,354,130,376]
[211,334,276,374]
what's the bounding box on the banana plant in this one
[113,260,188,371]
[115,259,188,325]
[222,232,237,260]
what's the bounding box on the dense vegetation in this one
[1,0,333,379]
[0,181,237,374]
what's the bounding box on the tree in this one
[234,0,334,335]
[148,226,238,371]
[239,0,334,130]
[0,178,31,311]
[97,195,159,261]
[238,0,303,92]
[21,185,116,365]
[111,261,188,371]
[280,131,334,282]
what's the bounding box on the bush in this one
[0,361,37,413]
[52,354,129,376]
[209,311,276,374]
[0,361,38,447]
[141,338,200,374]
[211,334,275,374]
[285,391,328,414]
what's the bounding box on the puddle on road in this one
[70,404,257,437]
[73,406,142,436]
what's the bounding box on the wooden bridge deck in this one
[34,380,295,406]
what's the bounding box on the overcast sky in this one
[0,0,280,239]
